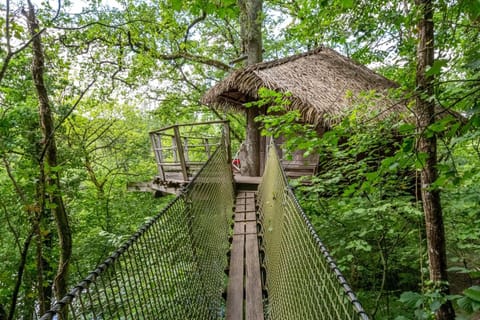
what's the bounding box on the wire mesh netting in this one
[257,143,370,320]
[40,141,234,320]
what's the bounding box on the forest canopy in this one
[0,0,479,319]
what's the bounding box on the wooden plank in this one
[245,211,256,221]
[233,222,245,235]
[235,204,247,213]
[233,222,257,235]
[245,221,257,235]
[245,233,264,320]
[227,190,263,320]
[226,235,245,320]
[234,213,246,222]
[236,197,247,205]
[234,175,262,185]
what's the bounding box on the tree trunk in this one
[7,230,34,320]
[415,0,455,319]
[243,107,261,176]
[26,0,72,304]
[238,0,263,176]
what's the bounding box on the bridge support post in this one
[223,121,232,166]
[173,125,189,181]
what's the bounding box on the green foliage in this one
[252,88,425,317]
[1,0,480,317]
[457,286,480,314]
[253,87,480,317]
[398,281,463,320]
[249,88,318,155]
[398,284,480,319]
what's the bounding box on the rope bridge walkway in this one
[40,136,369,319]
[258,145,369,319]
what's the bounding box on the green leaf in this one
[457,296,474,313]
[399,291,423,308]
[170,0,183,11]
[464,286,480,302]
[397,123,415,134]
[341,0,354,8]
[46,202,58,209]
[414,308,428,318]
[430,300,442,312]
[462,0,480,19]
[447,266,470,273]
[401,137,414,153]
[425,59,448,76]
[415,152,428,169]
[49,165,63,173]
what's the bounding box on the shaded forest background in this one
[0,0,479,319]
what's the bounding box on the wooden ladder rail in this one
[226,191,264,320]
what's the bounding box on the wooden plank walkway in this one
[226,191,264,320]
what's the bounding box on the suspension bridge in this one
[40,121,370,320]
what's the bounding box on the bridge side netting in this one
[258,144,370,320]
[40,141,234,320]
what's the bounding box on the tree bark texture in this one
[415,0,455,319]
[243,106,261,176]
[238,0,263,176]
[26,1,72,304]
[7,230,34,320]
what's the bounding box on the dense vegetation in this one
[0,0,479,319]
[259,96,480,318]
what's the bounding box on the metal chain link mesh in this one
[40,141,234,320]
[258,144,370,320]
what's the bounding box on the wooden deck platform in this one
[234,175,261,191]
[226,190,264,320]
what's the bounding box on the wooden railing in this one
[149,120,231,183]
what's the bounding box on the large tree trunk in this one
[415,0,455,319]
[239,0,263,177]
[26,0,72,305]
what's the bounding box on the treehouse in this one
[201,46,405,178]
[133,47,458,195]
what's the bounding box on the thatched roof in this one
[202,46,404,126]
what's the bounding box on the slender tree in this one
[415,0,455,318]
[238,0,263,176]
[26,0,72,303]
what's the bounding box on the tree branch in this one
[1,200,21,252]
[53,19,151,31]
[1,156,28,205]
[184,10,206,45]
[0,15,46,86]
[40,79,96,162]
[154,51,231,71]
[53,79,97,133]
